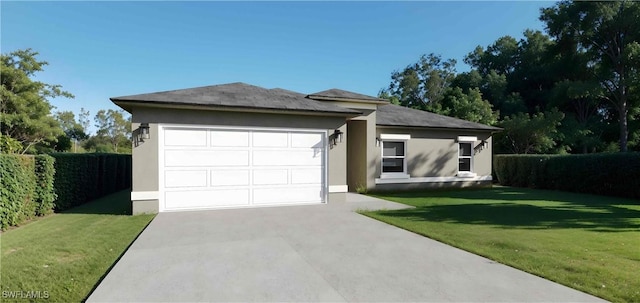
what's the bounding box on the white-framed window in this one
[457,136,476,177]
[458,142,472,172]
[380,134,411,179]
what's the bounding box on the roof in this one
[307,89,389,104]
[111,82,361,116]
[376,104,502,131]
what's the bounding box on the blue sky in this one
[2,1,552,133]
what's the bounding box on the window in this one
[379,134,410,179]
[382,141,405,173]
[458,142,473,173]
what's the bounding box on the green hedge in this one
[0,154,56,230]
[494,153,640,199]
[49,153,132,211]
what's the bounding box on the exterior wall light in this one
[140,123,150,140]
[332,129,343,145]
[376,137,381,147]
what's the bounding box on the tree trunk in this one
[618,98,628,152]
[618,77,628,152]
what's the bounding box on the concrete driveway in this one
[88,193,604,302]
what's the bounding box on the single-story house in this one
[112,82,501,214]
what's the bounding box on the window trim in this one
[380,136,410,179]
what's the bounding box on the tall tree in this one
[55,111,88,152]
[0,49,73,153]
[94,109,131,153]
[384,53,457,111]
[495,109,565,154]
[541,0,640,151]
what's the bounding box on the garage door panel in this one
[253,187,323,205]
[291,168,322,184]
[165,189,250,209]
[291,133,323,148]
[165,129,207,147]
[253,169,288,185]
[210,131,249,147]
[211,170,249,186]
[253,150,322,166]
[165,170,207,188]
[165,150,249,167]
[253,132,288,147]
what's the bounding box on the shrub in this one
[494,153,640,199]
[0,154,44,230]
[34,155,56,216]
[50,153,132,211]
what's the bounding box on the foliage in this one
[93,109,132,153]
[0,155,35,229]
[380,53,500,125]
[494,153,640,199]
[381,1,640,154]
[34,155,56,216]
[0,49,72,154]
[0,135,23,153]
[384,53,457,110]
[494,109,565,154]
[541,0,640,152]
[0,154,55,230]
[50,153,132,211]
[1,190,155,302]
[366,187,640,303]
[440,87,498,125]
[55,110,89,152]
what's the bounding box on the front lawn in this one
[365,187,640,303]
[1,190,155,302]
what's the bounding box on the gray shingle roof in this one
[376,104,501,131]
[111,82,361,116]
[307,89,389,103]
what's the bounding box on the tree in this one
[495,109,565,154]
[384,53,457,110]
[1,49,73,154]
[439,87,498,125]
[55,111,88,152]
[541,0,640,152]
[94,109,131,153]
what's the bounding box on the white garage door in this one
[159,126,326,211]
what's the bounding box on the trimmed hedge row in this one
[0,155,56,230]
[50,153,132,211]
[494,153,640,199]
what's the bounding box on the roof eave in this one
[111,99,362,118]
[376,123,502,132]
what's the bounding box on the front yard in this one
[365,187,640,303]
[1,190,155,302]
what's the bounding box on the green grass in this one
[365,187,640,303]
[1,190,155,302]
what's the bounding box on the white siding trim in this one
[131,191,159,201]
[328,185,348,193]
[457,136,477,142]
[380,134,411,140]
[375,175,492,184]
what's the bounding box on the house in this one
[112,82,500,214]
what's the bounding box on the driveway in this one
[88,193,604,302]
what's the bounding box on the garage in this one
[159,126,327,211]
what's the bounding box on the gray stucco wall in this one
[373,127,494,191]
[347,120,367,191]
[130,107,348,213]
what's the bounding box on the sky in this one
[2,1,553,133]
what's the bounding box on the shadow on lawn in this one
[376,203,640,231]
[375,187,640,232]
[63,190,132,215]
